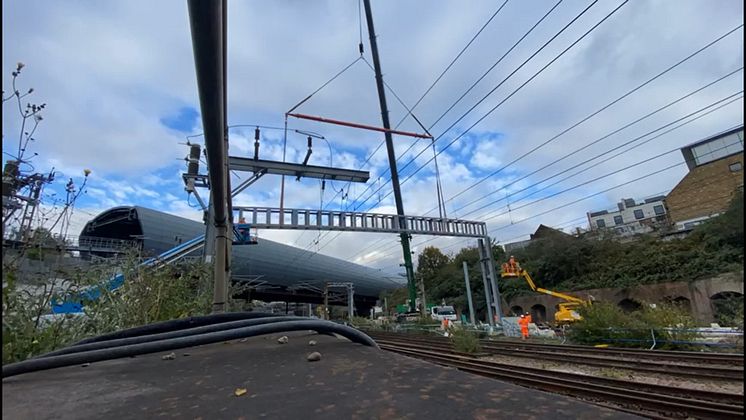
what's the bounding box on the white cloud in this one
[2,0,743,273]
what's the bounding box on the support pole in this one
[348,284,354,322]
[463,261,476,325]
[187,0,228,313]
[323,282,329,320]
[484,236,504,324]
[480,259,495,327]
[363,0,417,313]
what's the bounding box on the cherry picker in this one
[501,259,590,324]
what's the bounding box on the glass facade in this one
[691,130,743,166]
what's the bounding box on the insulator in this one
[187,144,201,175]
[254,127,261,160]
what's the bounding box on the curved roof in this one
[80,206,404,298]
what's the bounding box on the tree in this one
[416,246,450,291]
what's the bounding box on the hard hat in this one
[520,314,525,318]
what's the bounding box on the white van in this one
[430,305,458,322]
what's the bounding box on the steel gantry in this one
[186,0,503,321]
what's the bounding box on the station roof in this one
[80,206,404,299]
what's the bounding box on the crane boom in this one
[501,268,586,304]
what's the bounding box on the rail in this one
[379,342,744,419]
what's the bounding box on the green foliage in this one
[379,287,409,313]
[351,316,375,328]
[1,251,243,365]
[448,326,481,353]
[511,192,744,292]
[567,301,700,350]
[417,246,450,292]
[690,189,744,251]
[712,294,744,329]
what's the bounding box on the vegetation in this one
[448,325,482,354]
[566,301,700,350]
[712,294,744,329]
[513,191,743,292]
[381,243,506,321]
[383,192,743,321]
[1,249,258,365]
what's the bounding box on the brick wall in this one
[665,152,743,224]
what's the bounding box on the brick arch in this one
[663,295,692,312]
[530,304,547,323]
[710,291,743,327]
[618,298,642,313]
[510,306,524,316]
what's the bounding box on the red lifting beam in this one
[286,112,433,139]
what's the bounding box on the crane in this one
[500,260,589,324]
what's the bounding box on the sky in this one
[2,0,744,275]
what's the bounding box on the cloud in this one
[2,0,743,273]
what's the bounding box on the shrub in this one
[566,302,649,347]
[1,250,248,365]
[566,301,701,350]
[448,326,481,354]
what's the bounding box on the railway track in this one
[369,333,743,381]
[378,342,744,419]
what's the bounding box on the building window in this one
[614,215,623,225]
[634,209,644,220]
[692,130,744,166]
[653,205,665,215]
[596,219,606,228]
[730,162,742,172]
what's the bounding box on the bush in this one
[713,294,744,329]
[1,250,249,365]
[448,326,481,354]
[566,301,701,350]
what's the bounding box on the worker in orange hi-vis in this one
[525,311,533,324]
[508,255,517,273]
[518,314,530,339]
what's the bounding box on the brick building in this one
[665,125,744,230]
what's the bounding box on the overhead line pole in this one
[187,0,228,313]
[363,0,417,313]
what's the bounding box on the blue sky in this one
[2,0,744,273]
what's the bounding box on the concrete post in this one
[480,256,495,326]
[212,225,228,313]
[484,236,504,324]
[463,261,476,325]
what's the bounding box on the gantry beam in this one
[228,156,370,183]
[234,206,488,237]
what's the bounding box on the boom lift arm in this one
[506,269,586,304]
[500,260,589,324]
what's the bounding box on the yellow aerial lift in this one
[501,260,589,324]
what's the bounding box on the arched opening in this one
[618,298,642,313]
[510,305,524,316]
[530,304,547,323]
[662,296,691,312]
[710,291,744,327]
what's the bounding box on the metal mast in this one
[363,0,417,312]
